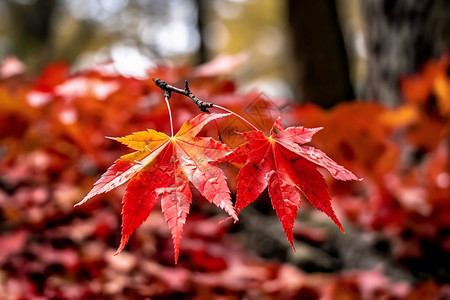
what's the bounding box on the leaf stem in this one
[164,95,174,137]
[213,104,259,131]
[213,119,224,143]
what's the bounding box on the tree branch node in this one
[152,78,213,113]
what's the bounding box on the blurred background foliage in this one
[1,0,450,299]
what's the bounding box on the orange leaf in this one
[76,113,237,263]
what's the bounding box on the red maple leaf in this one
[220,117,361,249]
[76,113,238,263]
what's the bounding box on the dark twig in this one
[152,78,213,112]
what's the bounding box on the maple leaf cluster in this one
[77,108,360,262]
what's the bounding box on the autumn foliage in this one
[77,113,239,263]
[1,56,449,299]
[219,118,361,248]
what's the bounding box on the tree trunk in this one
[7,0,57,71]
[287,0,354,108]
[195,0,208,64]
[362,0,450,106]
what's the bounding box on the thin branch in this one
[152,78,260,132]
[152,78,213,112]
